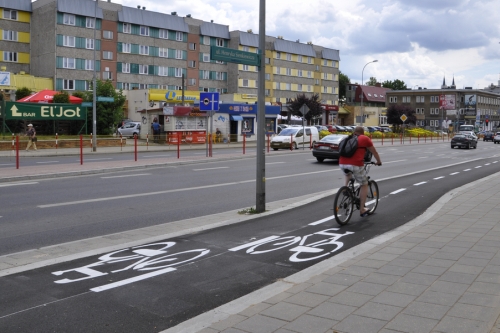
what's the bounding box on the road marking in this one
[266,162,285,165]
[475,166,482,168]
[390,188,406,194]
[193,167,229,171]
[101,173,151,179]
[193,153,206,155]
[143,155,171,158]
[0,163,15,166]
[413,182,427,186]
[450,172,459,175]
[493,161,498,163]
[309,216,335,226]
[0,182,38,187]
[383,159,407,164]
[463,169,471,171]
[36,161,59,164]
[77,158,113,162]
[418,156,429,159]
[434,176,445,179]
[90,267,176,292]
[485,163,491,165]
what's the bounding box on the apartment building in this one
[0,0,31,74]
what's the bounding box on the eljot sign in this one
[5,102,86,120]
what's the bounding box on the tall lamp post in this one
[360,60,378,126]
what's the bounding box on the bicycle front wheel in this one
[365,180,379,214]
[333,186,354,226]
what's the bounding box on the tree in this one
[339,71,350,100]
[367,77,378,86]
[386,104,416,132]
[53,91,70,103]
[382,79,407,90]
[286,93,323,125]
[15,87,32,100]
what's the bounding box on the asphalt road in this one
[0,155,499,332]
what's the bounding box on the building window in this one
[123,23,131,34]
[402,96,411,103]
[216,38,224,47]
[122,82,130,90]
[102,71,112,80]
[323,86,328,93]
[122,63,130,73]
[265,73,270,80]
[63,79,75,90]
[122,43,131,53]
[139,84,147,89]
[63,13,75,25]
[298,55,303,63]
[298,70,303,77]
[275,67,281,74]
[316,65,320,71]
[3,9,17,20]
[139,64,148,74]
[158,66,168,76]
[298,84,302,91]
[203,36,210,45]
[307,71,312,78]
[201,70,209,79]
[159,29,168,39]
[308,57,312,64]
[176,31,183,41]
[175,68,183,77]
[216,72,224,80]
[265,89,270,96]
[86,17,95,29]
[285,83,291,90]
[286,68,291,75]
[159,47,167,57]
[3,30,17,41]
[3,52,17,62]
[389,96,398,103]
[242,64,249,71]
[203,53,210,62]
[276,52,281,59]
[242,46,249,52]
[63,57,75,69]
[175,49,183,59]
[86,38,94,49]
[416,96,424,103]
[103,31,113,39]
[431,96,439,102]
[85,59,94,70]
[265,57,270,64]
[323,59,328,66]
[189,43,196,50]
[103,51,113,60]
[216,60,224,64]
[63,36,75,47]
[242,79,249,87]
[188,60,196,68]
[307,85,312,92]
[315,79,320,85]
[139,45,149,55]
[140,26,149,36]
[188,78,196,86]
[323,72,328,79]
[286,53,291,61]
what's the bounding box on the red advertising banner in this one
[167,131,206,144]
[439,94,456,110]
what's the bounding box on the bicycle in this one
[333,162,379,226]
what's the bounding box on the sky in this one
[112,0,500,92]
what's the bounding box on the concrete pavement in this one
[3,138,500,333]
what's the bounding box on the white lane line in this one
[493,161,498,164]
[36,161,59,164]
[309,216,335,226]
[101,173,151,179]
[0,182,38,187]
[193,167,229,171]
[143,155,171,158]
[413,182,427,186]
[475,166,482,168]
[463,169,471,171]
[77,158,113,162]
[436,154,446,156]
[90,267,177,292]
[192,153,206,155]
[384,159,407,164]
[390,188,406,194]
[485,163,491,165]
[0,163,15,166]
[450,172,459,175]
[434,176,445,180]
[418,156,429,159]
[266,162,285,165]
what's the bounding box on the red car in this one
[325,125,337,133]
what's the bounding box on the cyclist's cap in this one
[28,124,33,127]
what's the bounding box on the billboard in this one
[439,94,456,110]
[464,94,476,108]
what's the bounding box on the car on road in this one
[451,133,478,149]
[270,126,319,150]
[494,132,500,144]
[483,131,494,141]
[118,122,141,138]
[312,134,348,162]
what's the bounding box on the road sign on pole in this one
[199,92,219,111]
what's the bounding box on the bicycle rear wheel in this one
[333,186,354,226]
[365,180,379,214]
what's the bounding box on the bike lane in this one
[1,158,499,332]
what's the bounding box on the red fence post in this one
[80,134,83,165]
[11,133,14,151]
[146,133,149,150]
[16,135,19,169]
[134,136,138,161]
[267,134,270,153]
[243,134,246,155]
[120,134,123,151]
[177,132,180,159]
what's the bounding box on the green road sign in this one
[5,102,86,120]
[97,96,114,102]
[81,102,92,107]
[210,46,260,66]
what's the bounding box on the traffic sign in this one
[81,102,92,107]
[97,96,114,102]
[400,114,407,122]
[210,46,260,66]
[199,92,219,111]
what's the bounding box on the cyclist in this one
[339,126,382,217]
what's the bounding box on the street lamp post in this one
[360,60,378,126]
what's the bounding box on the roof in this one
[57,0,103,19]
[357,85,392,103]
[0,0,31,12]
[322,49,340,61]
[239,31,259,48]
[274,39,316,57]
[200,22,230,39]
[119,6,189,32]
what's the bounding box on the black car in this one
[312,134,348,162]
[451,134,478,149]
[483,131,494,141]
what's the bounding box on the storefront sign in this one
[5,102,85,120]
[210,46,260,66]
[167,131,206,144]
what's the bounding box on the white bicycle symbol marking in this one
[52,242,210,292]
[229,228,354,262]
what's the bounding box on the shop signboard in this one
[5,102,85,120]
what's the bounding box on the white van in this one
[270,126,319,150]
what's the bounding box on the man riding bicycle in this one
[339,126,382,217]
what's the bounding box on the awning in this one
[230,115,244,121]
[338,107,350,115]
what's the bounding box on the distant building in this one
[343,83,391,126]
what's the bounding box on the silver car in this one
[118,122,141,138]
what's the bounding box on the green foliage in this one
[367,77,378,86]
[71,91,87,101]
[382,79,407,90]
[319,130,330,139]
[15,87,32,100]
[53,91,70,103]
[386,104,416,132]
[286,93,323,124]
[339,71,350,99]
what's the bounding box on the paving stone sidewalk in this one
[167,171,500,333]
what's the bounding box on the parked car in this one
[483,131,494,141]
[343,126,354,132]
[312,134,348,162]
[335,125,347,132]
[494,132,500,144]
[314,125,329,132]
[367,126,378,133]
[450,133,478,149]
[325,125,337,133]
[118,122,141,138]
[270,126,319,150]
